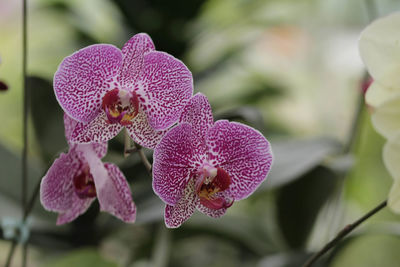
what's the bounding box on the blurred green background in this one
[1,0,400,266]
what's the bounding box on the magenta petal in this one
[56,196,95,225]
[64,114,108,158]
[196,194,229,218]
[100,163,136,223]
[77,144,136,222]
[138,51,193,131]
[179,93,214,154]
[164,179,197,228]
[125,109,168,149]
[119,33,155,88]
[153,123,196,206]
[40,152,80,212]
[54,44,122,123]
[70,113,123,144]
[206,121,273,200]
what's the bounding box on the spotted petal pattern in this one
[40,152,79,212]
[125,106,168,149]
[153,94,273,227]
[153,123,195,205]
[57,197,95,225]
[119,33,155,88]
[164,179,197,228]
[138,51,193,131]
[77,145,136,222]
[64,114,108,158]
[179,93,213,154]
[70,113,123,144]
[54,44,122,123]
[207,120,273,200]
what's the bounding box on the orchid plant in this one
[359,12,400,212]
[40,33,274,227]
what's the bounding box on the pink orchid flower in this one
[54,33,193,148]
[40,114,136,225]
[152,93,273,228]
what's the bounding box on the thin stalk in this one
[134,142,152,175]
[4,242,17,267]
[21,0,29,265]
[302,200,387,267]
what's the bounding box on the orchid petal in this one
[383,136,400,181]
[70,113,123,144]
[64,114,108,158]
[101,163,136,223]
[164,179,197,228]
[77,145,136,222]
[56,196,95,225]
[365,81,400,108]
[359,12,400,89]
[153,123,195,206]
[206,121,273,200]
[372,95,400,139]
[40,152,80,212]
[119,33,155,88]
[388,180,400,213]
[179,93,214,154]
[125,109,168,149]
[196,193,229,218]
[54,44,122,123]
[138,51,193,131]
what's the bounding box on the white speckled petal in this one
[70,112,123,144]
[77,145,136,222]
[359,12,400,88]
[164,179,197,228]
[138,51,193,131]
[119,33,155,88]
[125,108,168,149]
[206,121,273,200]
[64,114,108,158]
[153,123,195,206]
[101,163,136,223]
[179,93,214,155]
[54,44,122,123]
[40,152,79,212]
[56,197,95,225]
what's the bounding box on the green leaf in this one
[276,166,338,249]
[260,137,341,191]
[28,76,66,162]
[42,248,118,267]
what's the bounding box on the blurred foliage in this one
[2,0,400,267]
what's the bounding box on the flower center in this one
[196,166,233,210]
[73,164,96,199]
[101,88,139,125]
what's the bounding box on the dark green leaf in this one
[276,166,338,249]
[260,137,341,191]
[28,76,66,162]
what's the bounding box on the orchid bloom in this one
[152,93,273,228]
[40,114,136,225]
[359,12,400,212]
[54,33,193,149]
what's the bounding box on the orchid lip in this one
[196,166,233,210]
[73,163,97,199]
[102,88,139,125]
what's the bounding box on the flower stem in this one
[302,199,387,267]
[134,142,152,175]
